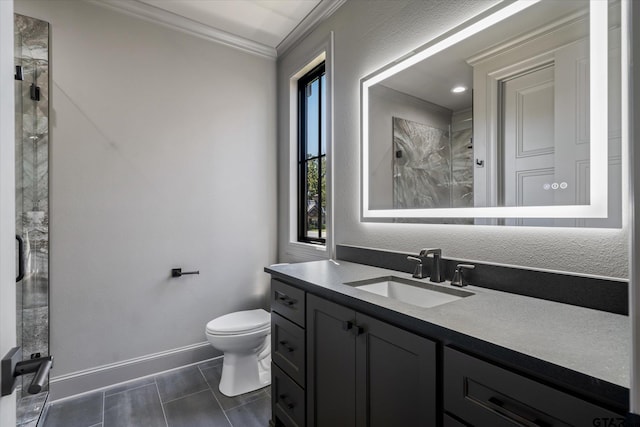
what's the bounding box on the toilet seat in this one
[206,309,270,335]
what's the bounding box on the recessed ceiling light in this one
[451,86,467,93]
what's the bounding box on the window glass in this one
[298,63,326,244]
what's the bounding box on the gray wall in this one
[277,0,628,278]
[15,0,277,392]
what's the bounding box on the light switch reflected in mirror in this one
[361,0,624,227]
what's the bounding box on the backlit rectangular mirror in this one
[361,0,625,226]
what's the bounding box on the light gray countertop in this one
[266,259,629,397]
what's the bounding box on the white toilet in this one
[205,309,271,397]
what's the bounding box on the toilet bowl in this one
[205,309,271,397]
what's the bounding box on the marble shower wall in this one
[393,116,473,211]
[14,13,49,403]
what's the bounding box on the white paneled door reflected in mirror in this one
[361,0,625,226]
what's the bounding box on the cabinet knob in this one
[342,321,364,336]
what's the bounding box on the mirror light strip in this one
[363,1,541,88]
[362,0,611,219]
[364,205,604,219]
[588,0,609,218]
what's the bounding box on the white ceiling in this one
[136,0,322,49]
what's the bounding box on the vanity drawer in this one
[273,363,305,427]
[271,279,305,327]
[443,347,623,426]
[272,312,305,387]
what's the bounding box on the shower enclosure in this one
[14,13,50,427]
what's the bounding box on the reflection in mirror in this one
[362,0,623,226]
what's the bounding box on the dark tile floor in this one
[41,358,271,427]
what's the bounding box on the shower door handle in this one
[16,235,25,282]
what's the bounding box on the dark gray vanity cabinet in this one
[269,274,625,427]
[306,294,437,427]
[443,347,623,426]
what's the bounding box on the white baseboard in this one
[49,342,220,402]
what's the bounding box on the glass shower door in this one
[14,13,50,426]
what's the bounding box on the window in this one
[298,62,326,245]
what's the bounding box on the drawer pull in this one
[486,397,550,427]
[275,291,297,306]
[279,394,296,410]
[279,340,295,353]
[342,321,353,331]
[352,325,365,336]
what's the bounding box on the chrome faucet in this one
[451,264,475,287]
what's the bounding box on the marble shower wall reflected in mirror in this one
[392,116,473,211]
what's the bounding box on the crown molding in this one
[86,0,277,59]
[277,0,347,58]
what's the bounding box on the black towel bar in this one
[171,268,200,278]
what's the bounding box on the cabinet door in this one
[306,294,357,427]
[355,313,437,427]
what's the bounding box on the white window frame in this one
[285,33,334,261]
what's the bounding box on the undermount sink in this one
[345,276,473,309]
